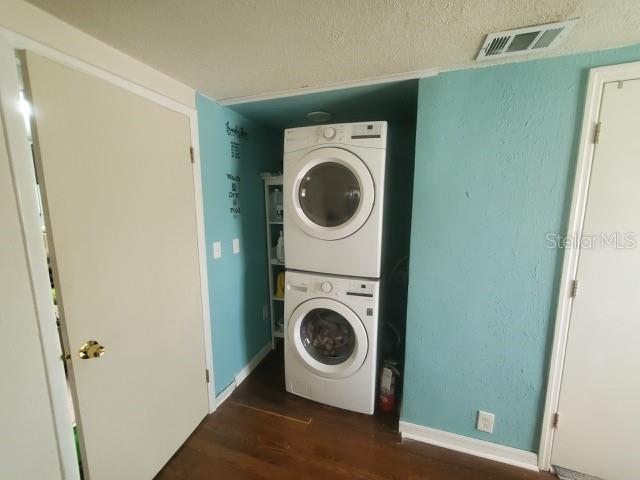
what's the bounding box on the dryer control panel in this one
[284,122,387,152]
[350,123,383,139]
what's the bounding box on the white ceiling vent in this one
[476,19,578,61]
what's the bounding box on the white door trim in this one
[0,27,215,478]
[0,27,194,115]
[189,113,216,415]
[0,33,78,480]
[538,59,640,471]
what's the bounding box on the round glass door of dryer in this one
[288,298,368,379]
[292,147,374,240]
[298,163,361,228]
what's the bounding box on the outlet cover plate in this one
[233,238,240,254]
[213,241,222,259]
[477,411,495,433]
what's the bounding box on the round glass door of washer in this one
[288,298,368,379]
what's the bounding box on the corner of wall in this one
[195,93,281,394]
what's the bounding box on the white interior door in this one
[23,51,209,480]
[551,78,640,479]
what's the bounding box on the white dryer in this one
[284,270,379,415]
[283,122,387,278]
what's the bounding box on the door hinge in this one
[570,279,579,298]
[189,146,195,164]
[552,412,560,429]
[593,122,602,144]
[205,368,210,383]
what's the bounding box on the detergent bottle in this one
[276,230,285,263]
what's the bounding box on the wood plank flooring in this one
[156,347,553,479]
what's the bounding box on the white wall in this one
[0,112,64,479]
[0,0,194,107]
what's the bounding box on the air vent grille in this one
[476,19,578,61]
[486,36,510,56]
[532,28,563,49]
[506,32,539,52]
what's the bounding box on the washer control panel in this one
[345,281,375,298]
[286,272,379,319]
[298,277,375,299]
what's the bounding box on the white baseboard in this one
[215,342,272,408]
[235,342,272,385]
[399,421,539,472]
[215,381,235,407]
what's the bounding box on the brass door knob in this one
[78,340,105,359]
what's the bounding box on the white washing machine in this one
[284,270,379,415]
[283,122,387,278]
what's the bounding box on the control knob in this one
[323,127,336,139]
[320,281,332,293]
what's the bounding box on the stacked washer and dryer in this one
[283,122,387,415]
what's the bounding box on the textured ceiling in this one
[25,0,640,101]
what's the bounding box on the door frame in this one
[0,27,216,479]
[538,60,640,471]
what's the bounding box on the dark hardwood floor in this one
[156,346,553,479]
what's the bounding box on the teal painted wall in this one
[196,93,280,395]
[227,80,418,130]
[402,44,640,452]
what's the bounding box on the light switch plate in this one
[212,241,222,259]
[477,411,495,433]
[233,238,240,254]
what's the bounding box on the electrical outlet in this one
[262,304,269,320]
[233,238,240,254]
[212,241,221,259]
[477,411,495,433]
